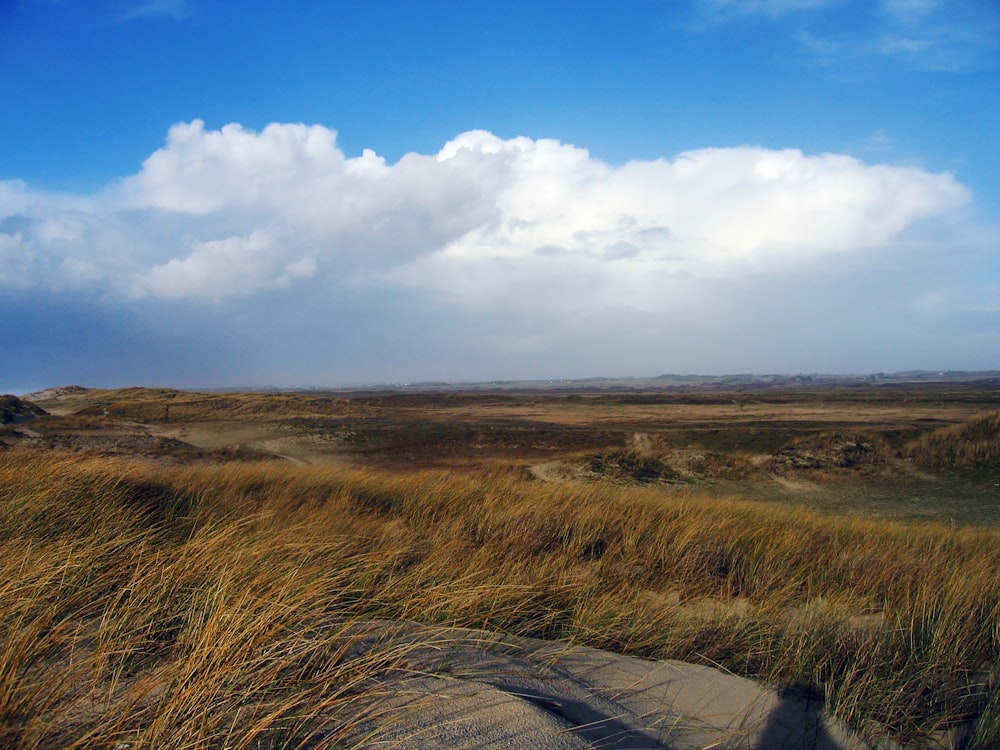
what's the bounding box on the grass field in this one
[1,382,999,748]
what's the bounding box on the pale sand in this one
[332,621,905,750]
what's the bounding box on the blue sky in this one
[1,0,998,391]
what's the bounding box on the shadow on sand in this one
[757,683,842,750]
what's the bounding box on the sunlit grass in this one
[1,449,997,747]
[905,410,1000,469]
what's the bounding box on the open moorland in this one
[1,380,999,748]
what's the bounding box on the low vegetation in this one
[69,388,374,423]
[2,445,998,748]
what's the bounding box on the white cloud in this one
[133,231,317,301]
[386,141,968,314]
[0,232,31,288]
[122,120,351,215]
[0,121,974,320]
[0,181,30,219]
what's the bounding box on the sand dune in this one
[335,621,900,750]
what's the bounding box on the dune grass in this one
[905,411,1000,470]
[68,387,374,423]
[1,449,998,748]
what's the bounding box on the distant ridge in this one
[20,371,1000,399]
[27,386,376,422]
[22,385,91,401]
[327,370,1000,393]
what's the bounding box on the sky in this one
[1,0,998,392]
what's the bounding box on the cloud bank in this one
[0,120,993,386]
[0,120,970,303]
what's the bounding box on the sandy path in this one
[151,422,350,466]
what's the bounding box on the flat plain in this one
[11,379,1000,523]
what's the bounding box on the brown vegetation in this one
[2,445,999,747]
[905,411,1000,470]
[3,383,1000,747]
[0,395,47,424]
[71,387,374,422]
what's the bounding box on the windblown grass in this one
[905,411,1000,470]
[1,449,998,747]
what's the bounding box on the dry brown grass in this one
[904,411,1000,470]
[68,387,375,423]
[2,447,999,747]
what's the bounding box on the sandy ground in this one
[331,621,902,750]
[150,422,352,465]
[28,616,913,749]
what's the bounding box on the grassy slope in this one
[2,449,998,748]
[905,411,1000,470]
[70,388,375,422]
[0,396,47,424]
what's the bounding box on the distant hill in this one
[0,395,48,424]
[327,370,1000,393]
[22,385,91,401]
[61,387,377,422]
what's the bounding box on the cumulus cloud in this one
[134,231,317,301]
[3,121,992,384]
[0,120,971,317]
[385,139,968,314]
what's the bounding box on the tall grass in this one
[1,449,998,747]
[905,411,1000,469]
